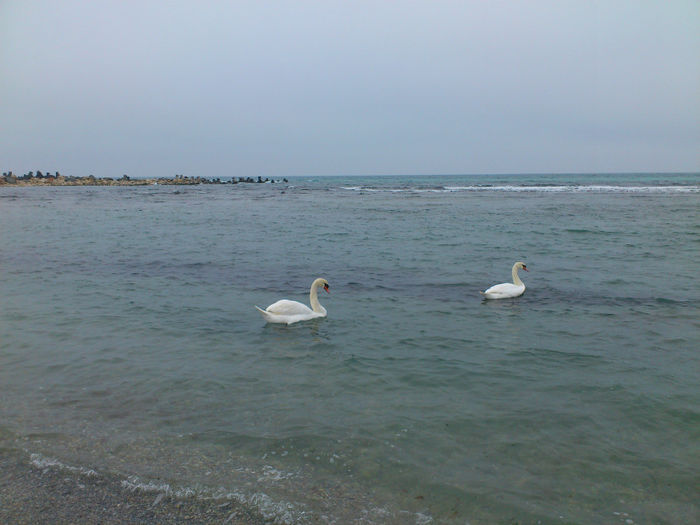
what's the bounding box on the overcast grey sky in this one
[1,1,698,178]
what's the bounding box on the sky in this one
[1,1,699,178]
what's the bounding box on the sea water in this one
[1,174,699,523]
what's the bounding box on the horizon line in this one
[3,169,699,180]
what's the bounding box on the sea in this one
[1,173,699,524]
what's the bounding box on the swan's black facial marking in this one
[323,283,330,293]
[522,264,528,271]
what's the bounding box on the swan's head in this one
[515,261,528,272]
[314,278,330,293]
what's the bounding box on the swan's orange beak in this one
[323,283,330,293]
[522,265,528,271]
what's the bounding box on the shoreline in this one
[0,447,266,525]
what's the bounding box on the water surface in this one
[1,174,699,523]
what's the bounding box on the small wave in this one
[30,453,99,477]
[340,185,700,194]
[27,452,306,524]
[122,476,306,524]
[121,476,196,498]
[123,474,306,524]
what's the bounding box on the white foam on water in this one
[121,475,196,498]
[29,453,98,477]
[27,451,432,524]
[212,488,307,524]
[123,474,308,524]
[415,512,434,524]
[341,184,700,194]
[257,464,299,482]
[29,451,306,523]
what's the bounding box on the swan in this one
[255,278,330,324]
[481,262,528,299]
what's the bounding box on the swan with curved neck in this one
[256,278,330,324]
[481,262,528,299]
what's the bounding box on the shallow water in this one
[1,174,699,523]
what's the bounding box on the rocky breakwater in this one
[1,172,285,186]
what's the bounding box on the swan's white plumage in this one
[256,278,329,324]
[481,262,528,299]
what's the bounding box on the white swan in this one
[481,262,528,299]
[255,278,330,324]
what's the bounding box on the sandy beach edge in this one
[0,446,268,525]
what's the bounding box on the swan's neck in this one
[512,265,524,286]
[309,285,323,313]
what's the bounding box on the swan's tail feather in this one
[255,306,272,321]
